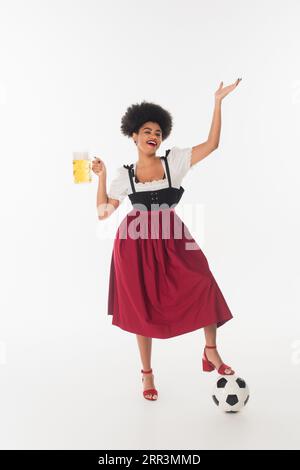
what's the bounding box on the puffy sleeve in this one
[167,146,195,185]
[107,165,129,203]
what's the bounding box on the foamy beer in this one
[73,152,92,183]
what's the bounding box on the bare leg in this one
[204,323,217,346]
[136,334,152,370]
[136,334,157,399]
[203,323,233,374]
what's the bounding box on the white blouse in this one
[107,146,195,203]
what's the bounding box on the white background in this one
[0,0,300,450]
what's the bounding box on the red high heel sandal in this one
[202,345,235,375]
[141,368,158,401]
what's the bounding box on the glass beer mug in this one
[73,152,92,183]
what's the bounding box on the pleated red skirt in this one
[107,207,233,339]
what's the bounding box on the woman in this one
[93,78,242,401]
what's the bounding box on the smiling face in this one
[132,121,162,154]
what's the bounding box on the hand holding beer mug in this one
[73,151,106,183]
[91,157,106,178]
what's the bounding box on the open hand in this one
[215,78,242,101]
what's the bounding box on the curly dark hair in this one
[120,100,173,141]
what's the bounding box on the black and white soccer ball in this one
[212,375,250,413]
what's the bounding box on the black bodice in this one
[123,149,185,211]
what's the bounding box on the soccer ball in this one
[212,375,250,413]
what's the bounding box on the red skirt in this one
[107,208,233,339]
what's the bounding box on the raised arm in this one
[191,78,242,166]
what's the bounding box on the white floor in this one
[1,316,299,450]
